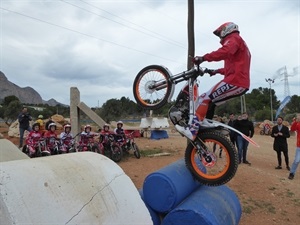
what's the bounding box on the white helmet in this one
[48,122,56,130]
[84,124,91,131]
[117,121,123,126]
[213,22,239,39]
[64,124,71,132]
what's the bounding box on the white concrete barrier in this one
[140,117,169,129]
[0,152,152,225]
[0,139,28,162]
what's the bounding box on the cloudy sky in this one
[1,0,299,108]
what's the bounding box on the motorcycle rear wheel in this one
[185,131,238,186]
[133,65,172,110]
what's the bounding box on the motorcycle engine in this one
[169,92,189,126]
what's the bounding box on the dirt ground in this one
[1,124,299,225]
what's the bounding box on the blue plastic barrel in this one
[143,159,205,213]
[139,189,162,225]
[161,185,242,225]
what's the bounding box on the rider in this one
[100,124,113,148]
[101,124,112,135]
[114,121,126,141]
[44,122,58,154]
[114,121,125,135]
[60,124,74,152]
[175,22,251,140]
[80,124,97,147]
[25,123,43,157]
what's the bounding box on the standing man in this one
[18,107,32,148]
[227,113,236,147]
[271,116,290,170]
[288,114,300,179]
[234,112,254,165]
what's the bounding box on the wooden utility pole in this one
[187,0,195,146]
[187,0,195,70]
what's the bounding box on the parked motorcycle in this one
[115,132,141,159]
[99,134,123,162]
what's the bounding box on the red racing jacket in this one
[203,32,251,89]
[290,121,300,147]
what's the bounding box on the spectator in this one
[271,116,290,170]
[288,114,300,179]
[35,115,44,131]
[45,116,54,131]
[227,113,237,147]
[234,112,254,165]
[18,107,32,148]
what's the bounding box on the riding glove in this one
[192,56,204,65]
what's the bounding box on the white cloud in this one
[0,0,299,107]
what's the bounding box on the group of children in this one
[78,121,126,149]
[23,122,63,157]
[24,119,126,157]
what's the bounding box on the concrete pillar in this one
[78,102,106,128]
[70,87,81,137]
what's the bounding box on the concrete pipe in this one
[0,152,152,225]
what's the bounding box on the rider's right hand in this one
[192,56,204,65]
[206,69,218,76]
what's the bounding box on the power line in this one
[60,0,186,49]
[0,6,185,65]
[78,0,186,48]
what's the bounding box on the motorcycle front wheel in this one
[92,144,101,154]
[185,131,238,186]
[110,145,123,162]
[132,143,141,159]
[133,65,172,110]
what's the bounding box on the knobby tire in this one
[133,65,172,110]
[185,131,238,186]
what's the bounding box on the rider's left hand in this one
[192,56,204,65]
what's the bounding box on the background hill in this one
[0,71,66,106]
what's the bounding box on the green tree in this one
[286,95,300,114]
[3,95,20,106]
[3,100,22,126]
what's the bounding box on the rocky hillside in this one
[0,71,65,106]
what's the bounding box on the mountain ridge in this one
[0,71,67,106]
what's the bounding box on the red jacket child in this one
[25,123,43,157]
[44,122,58,154]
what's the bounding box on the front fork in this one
[190,137,217,167]
[188,79,196,125]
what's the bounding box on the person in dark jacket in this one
[227,113,236,147]
[271,116,290,170]
[234,112,254,164]
[45,116,54,131]
[18,107,32,148]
